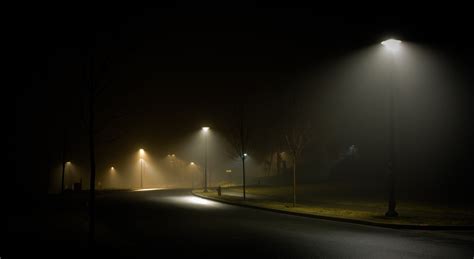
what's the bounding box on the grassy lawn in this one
[195,184,474,226]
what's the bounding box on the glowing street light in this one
[381,38,402,217]
[189,161,196,189]
[381,39,402,52]
[169,153,177,175]
[140,159,144,189]
[66,161,72,190]
[63,161,72,191]
[202,126,210,192]
[139,149,145,189]
[61,161,72,193]
[106,166,116,189]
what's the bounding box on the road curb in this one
[192,191,474,231]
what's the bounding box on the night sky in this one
[13,6,474,201]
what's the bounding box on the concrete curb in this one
[192,191,474,231]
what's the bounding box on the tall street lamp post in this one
[139,148,145,189]
[381,38,401,217]
[190,162,195,189]
[202,127,209,192]
[242,153,247,200]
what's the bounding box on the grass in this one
[194,184,474,226]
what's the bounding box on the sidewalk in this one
[193,187,474,230]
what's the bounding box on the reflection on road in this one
[155,195,223,208]
[133,188,165,192]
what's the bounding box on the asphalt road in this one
[87,189,474,258]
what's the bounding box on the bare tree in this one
[226,106,250,200]
[285,120,312,207]
[60,129,68,193]
[82,52,131,246]
[86,54,97,247]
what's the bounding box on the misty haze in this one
[9,7,474,258]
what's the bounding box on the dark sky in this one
[14,6,474,197]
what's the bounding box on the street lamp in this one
[140,159,144,189]
[64,161,71,191]
[107,166,115,189]
[241,152,247,200]
[202,127,209,192]
[139,149,145,189]
[171,154,176,175]
[381,39,401,52]
[190,162,195,189]
[381,38,401,217]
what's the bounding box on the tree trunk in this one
[277,152,281,175]
[88,62,96,247]
[61,155,65,193]
[61,130,67,193]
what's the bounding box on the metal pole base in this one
[385,209,399,217]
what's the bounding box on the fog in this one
[45,40,473,205]
[49,128,264,192]
[290,41,473,201]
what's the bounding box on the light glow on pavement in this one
[133,188,165,192]
[158,195,223,208]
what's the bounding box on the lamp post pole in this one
[242,153,247,200]
[192,170,194,189]
[61,161,66,193]
[139,149,145,189]
[202,127,209,192]
[204,132,208,192]
[381,38,401,217]
[140,159,143,189]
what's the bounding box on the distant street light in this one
[108,166,116,189]
[202,127,209,192]
[190,162,195,189]
[170,154,176,175]
[139,149,145,189]
[140,159,145,189]
[64,161,71,191]
[381,39,401,52]
[381,38,401,217]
